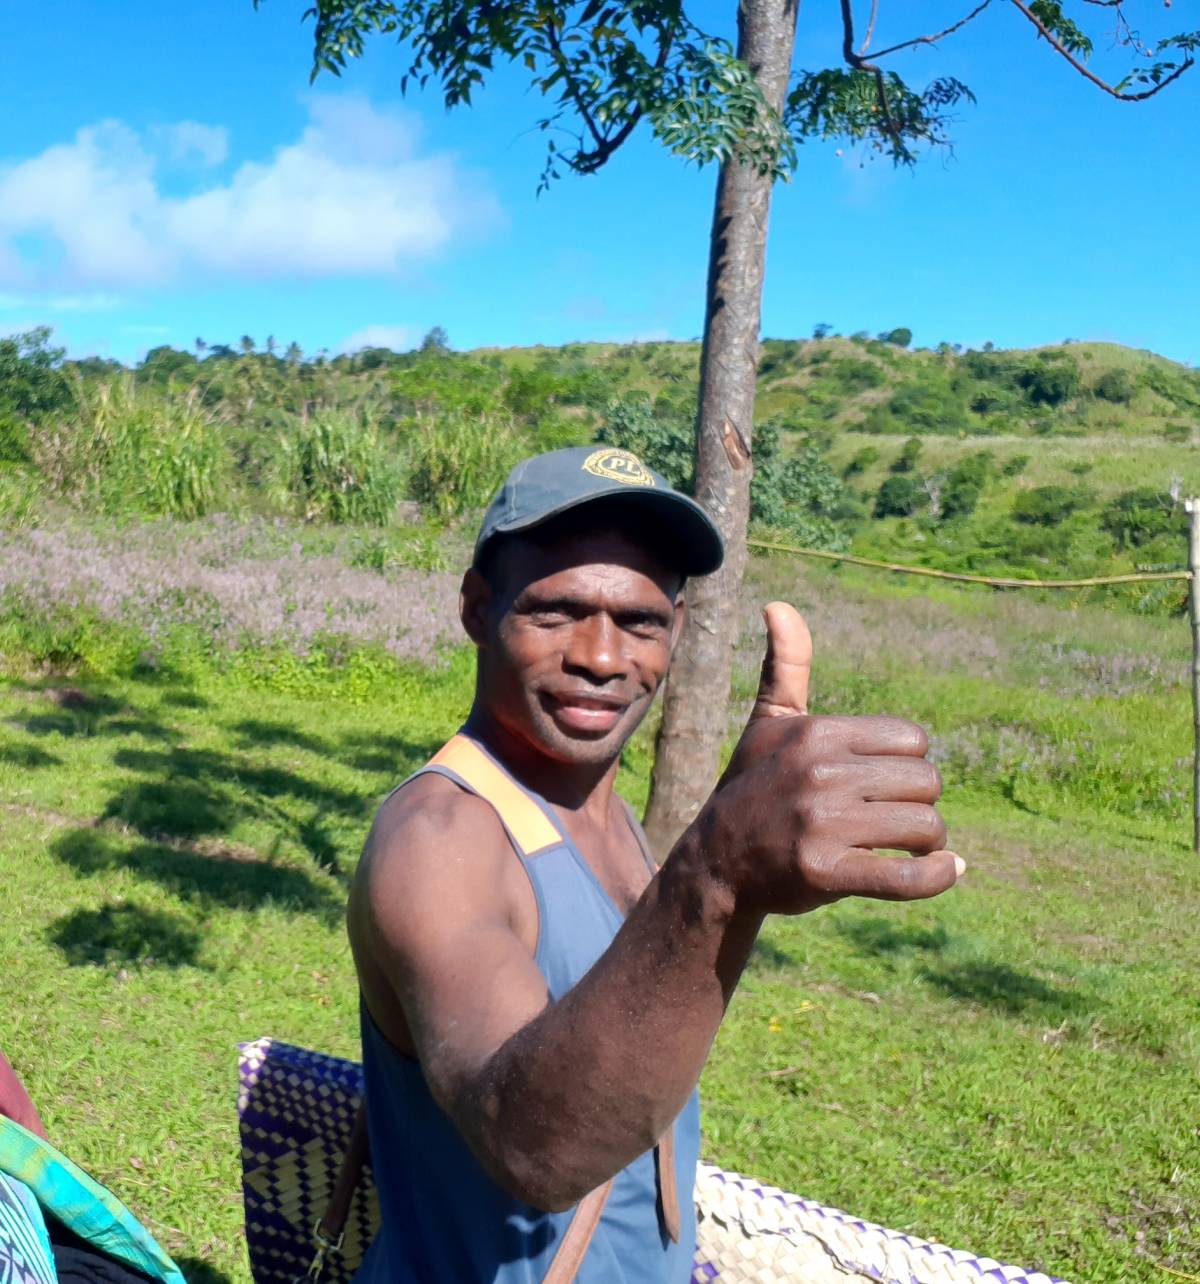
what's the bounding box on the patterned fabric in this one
[0,1120,183,1284]
[238,1039,1072,1284]
[0,1174,55,1284]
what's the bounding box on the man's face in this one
[463,528,685,768]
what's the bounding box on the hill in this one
[1,327,1197,607]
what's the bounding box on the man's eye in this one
[625,618,665,637]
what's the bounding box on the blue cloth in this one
[356,733,700,1284]
[0,1171,56,1284]
[0,1119,184,1284]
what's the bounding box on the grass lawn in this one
[0,556,1196,1283]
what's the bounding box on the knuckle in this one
[799,759,841,791]
[921,806,948,848]
[924,761,943,798]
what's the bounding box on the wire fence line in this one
[746,538,1192,589]
[752,514,1200,855]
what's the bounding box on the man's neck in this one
[464,704,620,825]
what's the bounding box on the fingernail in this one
[953,855,967,878]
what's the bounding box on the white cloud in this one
[154,121,229,167]
[0,97,498,288]
[338,324,418,354]
[0,292,126,316]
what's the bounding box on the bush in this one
[891,438,923,474]
[937,451,994,522]
[1011,485,1088,526]
[878,327,913,348]
[818,358,885,395]
[843,446,880,477]
[1001,454,1030,477]
[1093,368,1135,404]
[1100,489,1187,550]
[875,474,922,518]
[1018,359,1080,407]
[597,399,692,490]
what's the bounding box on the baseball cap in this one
[474,446,725,578]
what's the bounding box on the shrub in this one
[279,410,399,525]
[878,327,913,348]
[1100,489,1187,550]
[1018,359,1080,407]
[1001,454,1030,477]
[1011,485,1088,526]
[875,474,922,518]
[843,446,880,477]
[1092,368,1135,404]
[818,358,885,395]
[891,437,923,474]
[597,399,692,490]
[937,452,994,522]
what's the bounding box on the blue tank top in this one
[355,732,700,1284]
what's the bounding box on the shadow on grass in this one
[174,1257,234,1284]
[230,718,442,781]
[919,959,1092,1018]
[0,740,64,768]
[10,683,183,745]
[48,901,206,969]
[51,829,342,918]
[104,745,371,878]
[836,916,950,957]
[751,938,799,970]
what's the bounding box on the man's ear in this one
[460,568,492,646]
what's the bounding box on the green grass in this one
[1,559,1197,1282]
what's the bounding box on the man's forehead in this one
[501,527,681,593]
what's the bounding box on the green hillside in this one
[2,327,1197,608]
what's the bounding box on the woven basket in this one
[238,1039,1067,1284]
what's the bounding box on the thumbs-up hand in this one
[694,602,964,917]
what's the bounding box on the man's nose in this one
[564,615,626,681]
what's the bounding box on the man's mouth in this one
[540,691,628,734]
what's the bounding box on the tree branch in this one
[839,0,899,142]
[1008,0,1195,100]
[870,0,995,63]
[858,0,879,55]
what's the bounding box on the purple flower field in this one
[0,517,464,661]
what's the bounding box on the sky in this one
[1,1,1197,366]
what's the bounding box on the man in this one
[347,445,964,1282]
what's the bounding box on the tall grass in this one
[408,410,527,519]
[34,375,222,519]
[272,409,399,525]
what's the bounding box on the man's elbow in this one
[485,1148,590,1213]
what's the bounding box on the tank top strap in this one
[419,732,564,859]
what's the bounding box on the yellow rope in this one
[1156,1264,1200,1283]
[747,539,1193,589]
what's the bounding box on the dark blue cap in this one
[474,446,724,578]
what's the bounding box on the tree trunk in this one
[643,0,800,855]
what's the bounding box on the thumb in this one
[751,602,813,720]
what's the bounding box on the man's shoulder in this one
[368,769,510,868]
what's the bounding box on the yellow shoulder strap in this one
[429,735,562,857]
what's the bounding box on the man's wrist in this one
[659,817,753,932]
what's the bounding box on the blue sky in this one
[2,1,1197,365]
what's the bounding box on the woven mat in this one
[238,1038,1069,1284]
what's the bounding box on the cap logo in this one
[582,448,655,487]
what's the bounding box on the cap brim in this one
[489,487,724,578]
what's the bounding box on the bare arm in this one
[353,604,963,1210]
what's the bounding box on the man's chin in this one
[532,712,635,765]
